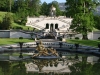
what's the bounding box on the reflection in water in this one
[0,55,100,75]
[32,59,59,72]
[25,58,71,75]
[11,61,26,75]
[0,61,11,75]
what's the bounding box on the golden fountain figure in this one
[32,40,59,58]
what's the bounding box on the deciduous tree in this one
[94,15,100,30]
[40,2,48,16]
[65,0,99,39]
[0,13,13,30]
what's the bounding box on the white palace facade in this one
[26,16,72,38]
[26,5,73,39]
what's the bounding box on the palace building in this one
[26,5,72,39]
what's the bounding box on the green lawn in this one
[0,38,99,47]
[0,38,34,45]
[67,39,100,47]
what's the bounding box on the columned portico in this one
[45,23,58,31]
[50,23,54,32]
[55,23,58,29]
[45,23,49,29]
[44,23,58,39]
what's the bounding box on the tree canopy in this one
[65,0,99,39]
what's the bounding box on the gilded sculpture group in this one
[33,41,59,57]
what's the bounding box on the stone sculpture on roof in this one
[50,5,56,17]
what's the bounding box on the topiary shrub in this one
[27,46,30,48]
[57,37,62,41]
[19,37,23,39]
[8,46,13,49]
[60,38,62,41]
[69,47,73,49]
[37,38,39,40]
[75,37,79,39]
[98,37,100,40]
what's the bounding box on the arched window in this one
[51,23,53,27]
[55,23,58,29]
[50,23,54,32]
[45,23,49,29]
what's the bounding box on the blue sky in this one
[41,0,66,3]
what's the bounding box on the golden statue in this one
[32,40,59,58]
[49,48,58,56]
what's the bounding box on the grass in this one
[0,38,99,47]
[0,38,34,45]
[67,39,100,47]
[0,38,100,47]
[12,22,34,30]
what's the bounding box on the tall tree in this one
[94,15,100,30]
[0,13,13,30]
[65,0,99,39]
[0,0,14,12]
[40,2,48,16]
[52,1,62,16]
[13,0,29,25]
[9,0,14,12]
[30,0,41,16]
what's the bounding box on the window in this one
[55,23,58,29]
[50,23,53,32]
[45,23,49,29]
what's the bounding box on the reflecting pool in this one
[0,53,100,75]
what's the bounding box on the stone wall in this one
[0,30,36,39]
[74,32,94,40]
[0,30,100,40]
[93,31,100,40]
[0,30,10,38]
[10,31,31,38]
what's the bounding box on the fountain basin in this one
[32,55,60,59]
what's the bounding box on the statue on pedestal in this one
[50,5,56,17]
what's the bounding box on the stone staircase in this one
[40,39,58,42]
[26,23,44,30]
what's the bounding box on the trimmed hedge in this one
[98,37,100,40]
[75,37,79,39]
[19,37,23,39]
